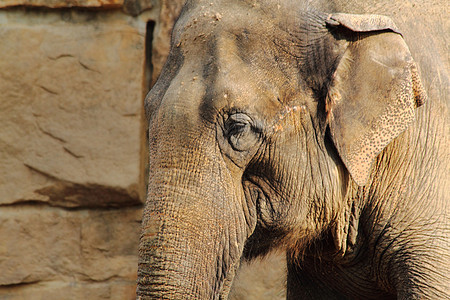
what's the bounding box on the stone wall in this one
[0,1,285,298]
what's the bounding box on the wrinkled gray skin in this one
[137,0,449,299]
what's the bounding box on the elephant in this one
[137,0,449,299]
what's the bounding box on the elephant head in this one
[137,0,426,298]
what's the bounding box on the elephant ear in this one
[324,13,427,186]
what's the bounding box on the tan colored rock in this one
[0,0,123,9]
[150,0,185,84]
[123,0,154,16]
[230,252,287,300]
[0,9,149,207]
[0,206,141,294]
[0,280,137,300]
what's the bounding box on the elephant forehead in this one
[161,0,311,123]
[172,1,309,86]
[173,0,282,55]
[161,48,283,126]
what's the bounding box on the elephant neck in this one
[347,110,448,295]
[361,105,445,230]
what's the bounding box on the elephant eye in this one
[225,113,260,152]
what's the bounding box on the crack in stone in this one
[24,163,60,181]
[0,279,41,288]
[17,167,143,208]
[48,54,75,60]
[78,60,101,73]
[36,122,67,143]
[63,146,84,159]
[38,85,59,95]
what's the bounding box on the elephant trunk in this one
[137,164,251,299]
[137,78,256,298]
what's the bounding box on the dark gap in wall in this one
[141,20,155,201]
[144,21,156,92]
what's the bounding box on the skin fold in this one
[137,0,449,299]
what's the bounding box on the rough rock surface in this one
[0,7,149,299]
[230,253,287,300]
[122,0,154,16]
[0,0,124,8]
[150,0,185,84]
[0,9,147,208]
[0,206,141,299]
